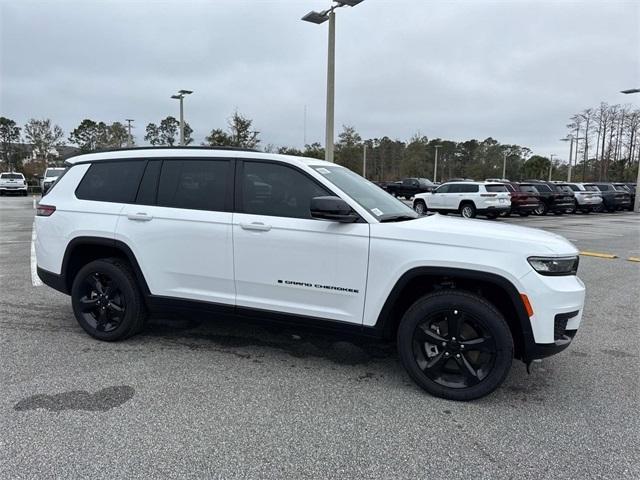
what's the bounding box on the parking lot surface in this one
[1,195,639,479]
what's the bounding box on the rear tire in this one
[534,203,547,216]
[460,203,476,219]
[71,258,147,341]
[397,290,513,401]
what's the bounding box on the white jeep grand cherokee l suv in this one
[36,148,585,400]
[413,181,511,218]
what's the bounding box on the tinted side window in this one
[157,159,230,211]
[435,185,450,194]
[76,160,146,203]
[136,160,161,205]
[596,185,609,191]
[461,184,480,193]
[241,162,330,219]
[485,185,506,193]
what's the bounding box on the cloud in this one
[1,0,638,158]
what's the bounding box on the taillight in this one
[36,204,56,216]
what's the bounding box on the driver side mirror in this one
[310,196,359,223]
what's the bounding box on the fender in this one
[60,236,151,296]
[373,266,537,361]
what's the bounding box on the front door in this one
[232,160,370,325]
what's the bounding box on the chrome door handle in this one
[240,222,271,231]
[127,212,153,221]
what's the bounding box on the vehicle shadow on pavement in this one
[143,314,397,367]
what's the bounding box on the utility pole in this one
[621,88,640,212]
[362,143,367,179]
[548,154,556,181]
[125,119,134,147]
[433,145,441,182]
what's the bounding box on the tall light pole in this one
[302,1,365,163]
[621,88,640,212]
[560,137,574,182]
[433,145,441,182]
[125,119,134,147]
[548,154,556,181]
[502,151,508,179]
[362,143,367,179]
[171,89,193,146]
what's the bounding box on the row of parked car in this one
[388,178,636,219]
[0,167,67,196]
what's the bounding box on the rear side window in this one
[76,161,146,203]
[484,184,506,193]
[1,173,23,179]
[460,184,479,193]
[136,160,161,205]
[595,185,610,191]
[565,184,580,192]
[157,159,231,211]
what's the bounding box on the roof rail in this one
[92,145,259,154]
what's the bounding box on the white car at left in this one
[0,172,28,196]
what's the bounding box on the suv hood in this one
[372,214,578,256]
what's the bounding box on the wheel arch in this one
[458,199,476,210]
[373,267,535,362]
[61,236,150,296]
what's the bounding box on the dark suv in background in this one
[520,181,574,215]
[586,183,631,212]
[384,177,435,199]
[612,183,636,211]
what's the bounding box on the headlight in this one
[528,256,579,276]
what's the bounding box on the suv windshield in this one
[45,169,65,177]
[1,173,23,179]
[311,165,418,221]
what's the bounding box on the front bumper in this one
[518,269,585,357]
[0,186,27,192]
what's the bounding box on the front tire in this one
[414,200,427,215]
[71,258,147,341]
[397,290,513,401]
[534,202,547,215]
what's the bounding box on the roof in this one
[64,147,334,169]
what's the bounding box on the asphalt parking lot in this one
[1,195,639,479]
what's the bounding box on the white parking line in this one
[32,196,36,209]
[30,220,42,287]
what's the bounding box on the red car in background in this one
[502,182,541,217]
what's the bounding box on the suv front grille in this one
[554,311,579,340]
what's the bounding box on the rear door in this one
[232,160,369,324]
[116,158,236,305]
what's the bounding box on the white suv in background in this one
[413,181,511,218]
[0,172,28,196]
[41,167,66,194]
[562,183,603,213]
[35,147,585,401]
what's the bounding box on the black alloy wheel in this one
[71,258,146,341]
[534,202,547,215]
[397,291,513,401]
[76,272,126,333]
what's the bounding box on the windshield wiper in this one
[378,214,418,223]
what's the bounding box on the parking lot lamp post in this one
[171,90,193,146]
[560,137,574,182]
[502,151,507,179]
[621,88,640,212]
[433,145,441,182]
[302,1,365,163]
[548,154,556,181]
[125,119,134,147]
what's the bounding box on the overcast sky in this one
[1,0,638,159]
